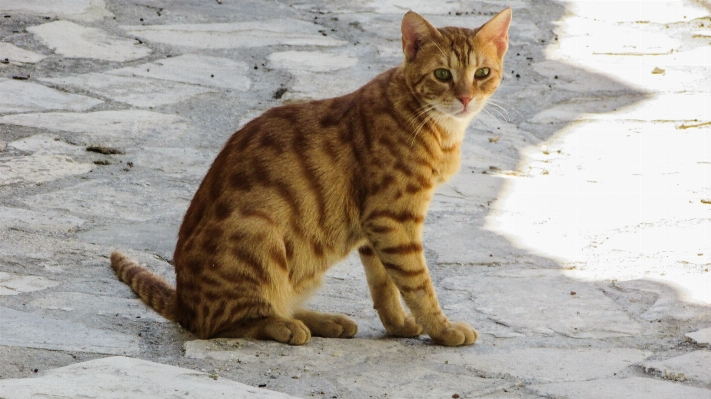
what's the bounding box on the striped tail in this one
[110,251,178,322]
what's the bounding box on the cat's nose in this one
[458,96,472,108]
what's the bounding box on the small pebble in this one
[570,291,576,295]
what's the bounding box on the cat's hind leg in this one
[358,245,423,337]
[293,310,358,338]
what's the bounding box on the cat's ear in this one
[401,11,441,61]
[477,8,512,58]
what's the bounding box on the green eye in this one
[433,68,452,81]
[475,67,490,79]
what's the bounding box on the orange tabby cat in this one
[111,9,511,346]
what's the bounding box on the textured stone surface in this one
[42,73,214,108]
[122,19,347,49]
[0,306,140,355]
[644,351,711,386]
[0,272,59,296]
[0,110,188,147]
[435,348,649,383]
[0,356,301,399]
[686,328,711,346]
[0,43,46,65]
[0,79,102,114]
[28,21,149,62]
[0,154,93,186]
[0,0,112,21]
[529,377,711,399]
[107,54,251,91]
[0,206,85,233]
[267,51,358,72]
[442,269,645,338]
[29,292,169,322]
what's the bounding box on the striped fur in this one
[111,9,511,346]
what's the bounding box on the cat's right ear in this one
[401,11,440,61]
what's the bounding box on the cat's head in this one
[400,9,511,123]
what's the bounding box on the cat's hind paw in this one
[295,311,358,338]
[264,319,312,345]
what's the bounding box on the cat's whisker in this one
[486,101,511,120]
[411,109,439,147]
[485,102,510,123]
[488,99,524,119]
[410,110,435,146]
[406,104,438,146]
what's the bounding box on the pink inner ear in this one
[479,8,512,57]
[401,11,436,60]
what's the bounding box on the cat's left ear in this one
[477,8,512,58]
[401,11,441,61]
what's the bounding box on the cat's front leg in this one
[363,219,478,346]
[358,245,422,337]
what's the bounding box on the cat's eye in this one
[433,68,452,81]
[475,67,490,79]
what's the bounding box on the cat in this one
[111,9,511,346]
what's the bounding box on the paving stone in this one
[0,79,102,114]
[616,275,711,321]
[107,54,250,91]
[122,19,347,49]
[129,146,212,177]
[42,73,214,108]
[0,356,301,399]
[77,222,179,261]
[0,306,140,355]
[366,0,459,15]
[29,291,169,323]
[23,179,189,222]
[442,269,645,338]
[9,134,84,156]
[529,377,711,399]
[0,205,84,233]
[434,348,649,383]
[283,68,372,100]
[267,51,358,72]
[686,328,711,345]
[0,110,188,147]
[0,0,112,21]
[185,338,505,398]
[0,154,93,186]
[0,272,59,296]
[28,20,149,62]
[0,43,46,65]
[644,351,711,386]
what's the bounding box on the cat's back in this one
[174,72,400,262]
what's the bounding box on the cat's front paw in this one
[384,314,423,337]
[430,321,478,346]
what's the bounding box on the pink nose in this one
[458,96,472,108]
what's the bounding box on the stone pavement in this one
[0,0,709,398]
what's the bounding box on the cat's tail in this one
[110,251,178,322]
